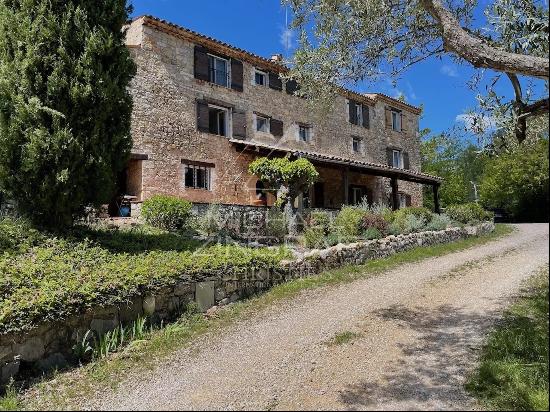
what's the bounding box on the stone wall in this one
[0,222,494,384]
[125,18,423,209]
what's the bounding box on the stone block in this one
[195,281,215,312]
[119,297,143,323]
[36,353,68,372]
[90,318,119,337]
[15,337,45,362]
[1,360,20,384]
[143,294,156,315]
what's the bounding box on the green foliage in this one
[359,213,389,235]
[446,202,494,224]
[0,381,19,411]
[303,226,326,248]
[141,195,192,231]
[421,134,487,209]
[479,139,549,221]
[307,211,331,233]
[0,218,292,334]
[266,207,288,239]
[72,330,94,363]
[0,0,136,227]
[249,157,318,208]
[467,270,549,411]
[425,213,452,231]
[332,206,366,237]
[362,227,382,240]
[194,203,222,237]
[391,207,433,233]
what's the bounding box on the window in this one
[392,149,403,168]
[208,54,230,87]
[208,105,229,136]
[355,104,363,125]
[183,163,212,190]
[351,187,363,205]
[391,110,402,132]
[352,137,361,153]
[398,193,407,209]
[298,125,311,142]
[255,115,270,133]
[255,69,267,86]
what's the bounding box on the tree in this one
[479,138,549,221]
[0,0,136,227]
[249,156,318,234]
[421,132,487,208]
[285,0,548,144]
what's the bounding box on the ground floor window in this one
[398,192,411,208]
[183,163,212,190]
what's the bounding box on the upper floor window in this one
[208,54,230,87]
[208,104,230,136]
[298,124,311,142]
[183,162,212,191]
[255,114,270,133]
[392,149,402,168]
[391,110,402,132]
[352,137,361,153]
[348,100,369,128]
[255,69,267,86]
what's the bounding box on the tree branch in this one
[419,0,549,79]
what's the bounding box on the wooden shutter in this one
[401,113,407,132]
[385,107,392,129]
[286,79,299,95]
[362,105,370,128]
[268,72,283,91]
[271,118,284,137]
[348,100,357,125]
[232,110,247,139]
[403,152,410,169]
[386,148,394,166]
[196,100,210,132]
[194,45,209,81]
[405,194,412,207]
[231,59,244,92]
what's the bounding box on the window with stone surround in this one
[208,54,230,88]
[183,161,213,190]
[254,69,267,86]
[298,124,312,142]
[255,114,270,133]
[352,137,362,153]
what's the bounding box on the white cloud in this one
[440,64,459,77]
[280,27,294,51]
[456,113,497,132]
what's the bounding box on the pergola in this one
[231,139,443,213]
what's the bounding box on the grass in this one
[327,331,362,346]
[5,223,514,411]
[0,384,19,411]
[466,266,549,411]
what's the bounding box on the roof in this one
[229,139,442,185]
[132,15,421,113]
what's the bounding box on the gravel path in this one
[89,224,549,411]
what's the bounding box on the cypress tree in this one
[0,0,136,226]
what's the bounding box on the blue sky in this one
[130,0,540,138]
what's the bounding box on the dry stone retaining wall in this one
[0,222,494,384]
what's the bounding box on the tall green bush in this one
[446,203,494,224]
[332,206,366,237]
[141,195,192,231]
[0,0,136,227]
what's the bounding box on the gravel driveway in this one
[88,224,549,411]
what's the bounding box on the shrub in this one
[446,203,494,224]
[425,213,452,231]
[325,232,358,246]
[266,207,288,239]
[362,227,382,240]
[303,226,326,248]
[360,213,389,235]
[391,207,432,232]
[195,203,223,236]
[308,211,331,234]
[332,206,366,237]
[402,214,427,234]
[141,195,192,231]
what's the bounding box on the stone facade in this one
[123,16,427,211]
[0,222,494,384]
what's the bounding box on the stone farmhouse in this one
[121,16,442,216]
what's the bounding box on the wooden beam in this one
[343,167,349,205]
[391,178,399,211]
[433,184,441,214]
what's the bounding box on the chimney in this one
[270,53,283,63]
